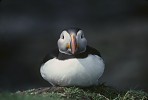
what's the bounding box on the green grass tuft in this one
[0,85,147,100]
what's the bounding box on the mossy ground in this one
[0,84,147,100]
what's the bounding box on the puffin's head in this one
[57,28,87,55]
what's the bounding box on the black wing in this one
[42,48,59,64]
[86,45,101,57]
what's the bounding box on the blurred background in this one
[0,0,148,92]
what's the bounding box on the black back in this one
[42,45,101,64]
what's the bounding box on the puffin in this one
[40,28,105,87]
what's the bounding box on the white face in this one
[57,30,87,55]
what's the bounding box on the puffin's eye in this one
[62,35,64,39]
[61,34,64,39]
[81,34,84,39]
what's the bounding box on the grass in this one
[0,84,148,100]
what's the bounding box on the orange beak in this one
[70,34,77,54]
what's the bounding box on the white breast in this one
[40,54,105,87]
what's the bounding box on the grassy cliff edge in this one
[0,85,148,100]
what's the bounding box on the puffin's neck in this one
[57,51,88,60]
